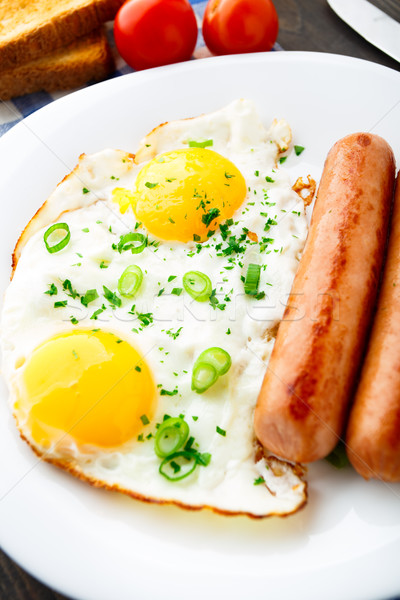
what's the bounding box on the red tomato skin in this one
[202,0,279,56]
[114,0,198,70]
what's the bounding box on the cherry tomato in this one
[202,0,279,56]
[114,0,198,71]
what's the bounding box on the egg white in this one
[1,100,309,517]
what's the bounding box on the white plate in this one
[1,52,400,600]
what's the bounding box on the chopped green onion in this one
[145,182,158,189]
[118,265,143,297]
[196,347,232,376]
[183,271,212,302]
[216,426,226,437]
[117,232,147,254]
[44,223,70,254]
[188,139,213,148]
[54,300,67,308]
[159,451,197,481]
[140,414,150,425]
[154,417,189,458]
[244,263,261,295]
[191,362,218,394]
[294,145,305,156]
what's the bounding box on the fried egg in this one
[1,99,309,517]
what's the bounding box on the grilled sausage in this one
[254,133,396,463]
[346,174,400,481]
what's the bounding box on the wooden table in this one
[1,0,399,598]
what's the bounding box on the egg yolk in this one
[114,148,247,243]
[17,330,156,450]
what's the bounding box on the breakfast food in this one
[0,0,124,70]
[0,29,114,101]
[254,133,396,463]
[346,174,400,482]
[2,100,309,517]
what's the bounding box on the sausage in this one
[346,174,400,481]
[254,133,396,463]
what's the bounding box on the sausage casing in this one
[254,133,396,463]
[347,174,400,481]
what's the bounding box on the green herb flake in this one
[135,365,142,372]
[44,283,57,296]
[168,275,177,282]
[82,228,89,233]
[82,187,90,194]
[81,289,99,307]
[279,156,287,164]
[62,279,79,299]
[54,300,67,308]
[160,388,178,396]
[216,426,226,437]
[70,316,79,325]
[103,285,121,308]
[202,207,220,228]
[140,414,150,425]
[294,145,305,156]
[171,287,183,296]
[254,476,265,486]
[99,261,108,269]
[188,139,213,148]
[145,182,158,189]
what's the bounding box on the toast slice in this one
[0,0,124,70]
[0,28,114,101]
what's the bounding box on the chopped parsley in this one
[171,287,183,296]
[160,388,178,396]
[90,304,106,320]
[54,300,67,308]
[62,279,79,299]
[103,286,121,308]
[254,476,265,485]
[201,207,220,228]
[81,289,99,307]
[44,283,57,296]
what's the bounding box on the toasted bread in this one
[0,0,124,70]
[0,28,114,100]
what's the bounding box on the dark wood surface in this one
[1,1,400,599]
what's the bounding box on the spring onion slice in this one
[154,417,189,458]
[159,451,197,481]
[244,263,261,295]
[118,265,143,297]
[44,223,70,254]
[196,347,232,376]
[183,271,212,302]
[191,362,218,394]
[118,232,147,254]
